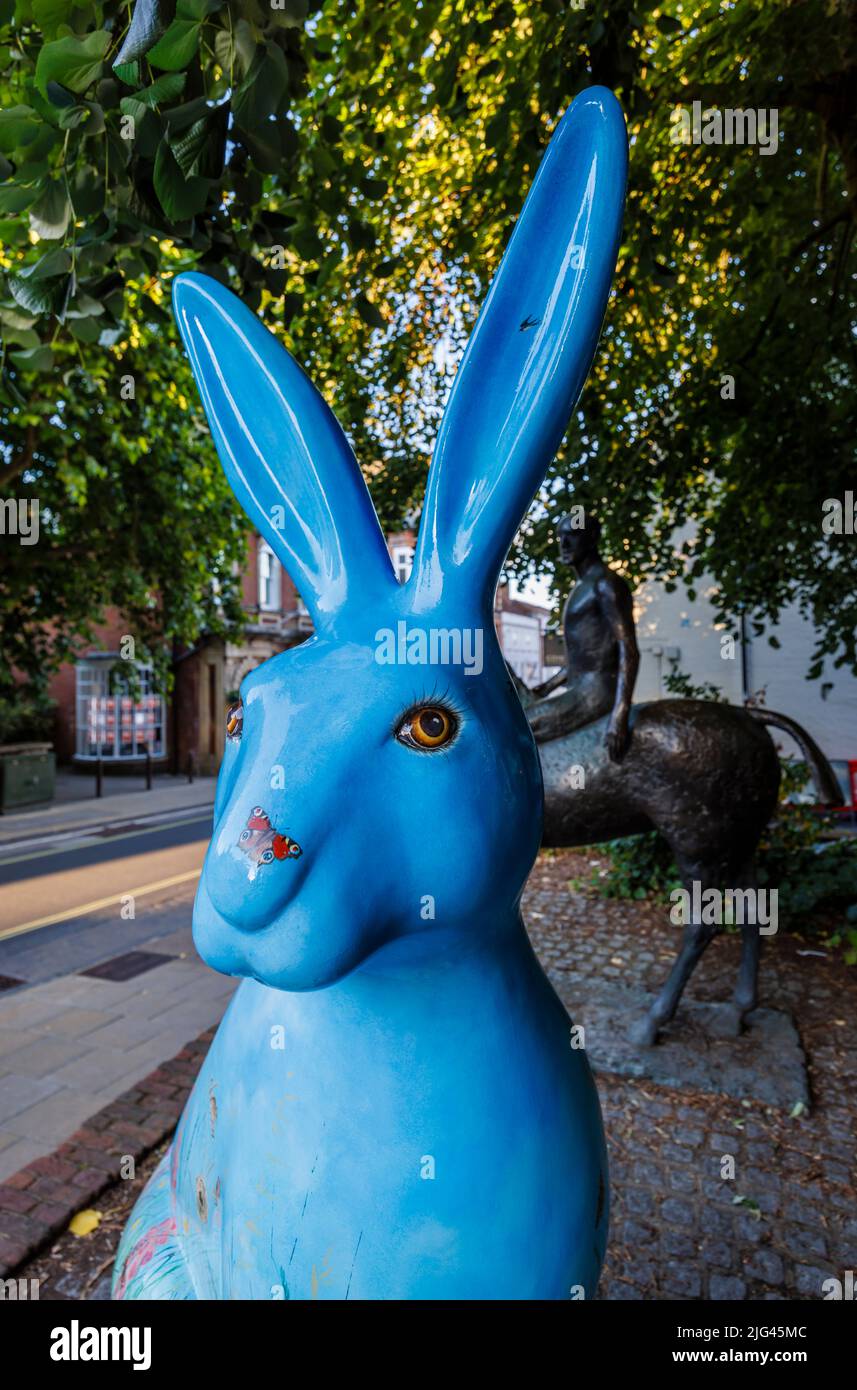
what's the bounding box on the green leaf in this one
[68,314,103,342]
[0,306,38,330]
[45,81,77,109]
[3,327,39,348]
[0,183,37,214]
[233,46,289,128]
[178,0,222,15]
[170,116,210,176]
[65,292,104,318]
[162,94,210,134]
[28,179,72,239]
[33,0,95,39]
[153,139,210,219]
[0,217,28,244]
[134,72,188,108]
[231,18,257,75]
[281,290,302,323]
[361,176,387,200]
[290,223,324,260]
[7,273,57,315]
[271,0,308,26]
[147,19,201,72]
[57,104,91,130]
[19,246,71,278]
[213,27,232,74]
[0,105,40,153]
[36,32,112,101]
[0,367,27,406]
[113,60,141,87]
[9,343,55,372]
[237,121,284,175]
[264,264,287,294]
[355,292,385,329]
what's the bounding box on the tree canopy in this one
[1,0,855,697]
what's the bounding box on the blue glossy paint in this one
[113,87,627,1301]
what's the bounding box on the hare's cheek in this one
[213,742,242,822]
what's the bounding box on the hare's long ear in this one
[411,87,627,611]
[173,273,396,629]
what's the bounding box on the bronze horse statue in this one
[512,514,840,1047]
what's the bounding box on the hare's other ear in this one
[411,87,627,610]
[173,273,396,629]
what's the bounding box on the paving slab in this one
[0,1027,41,1060]
[33,1008,115,1040]
[553,976,811,1110]
[0,1035,96,1080]
[0,947,237,1183]
[0,1072,62,1119]
[0,777,216,849]
[3,1087,103,1141]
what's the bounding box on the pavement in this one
[0,772,216,849]
[0,843,854,1298]
[0,922,236,1183]
[0,778,231,1185]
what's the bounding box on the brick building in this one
[48,533,311,776]
[48,530,555,776]
[386,530,558,685]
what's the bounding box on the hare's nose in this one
[204,805,304,930]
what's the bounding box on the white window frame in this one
[258,539,281,611]
[393,545,414,584]
[75,657,166,761]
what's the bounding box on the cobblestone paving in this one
[524,850,857,1301]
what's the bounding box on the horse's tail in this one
[745,707,843,806]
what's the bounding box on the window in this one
[393,545,414,584]
[75,658,166,761]
[258,540,281,611]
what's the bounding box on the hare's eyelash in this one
[392,684,464,730]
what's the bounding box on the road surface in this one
[0,810,211,985]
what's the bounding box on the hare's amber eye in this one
[226,701,243,740]
[396,704,457,752]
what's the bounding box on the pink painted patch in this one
[115,1216,177,1299]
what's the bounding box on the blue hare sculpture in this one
[113,87,627,1301]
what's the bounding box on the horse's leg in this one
[628,911,719,1047]
[722,859,762,1037]
[629,848,726,1047]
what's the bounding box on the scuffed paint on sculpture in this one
[112,87,628,1300]
[113,1158,187,1300]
